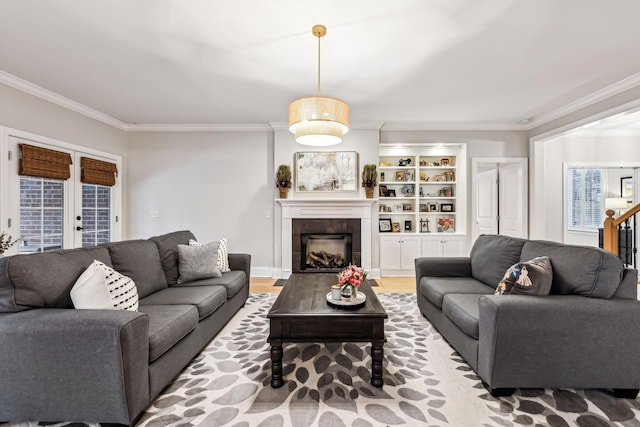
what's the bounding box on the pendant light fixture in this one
[288,24,349,146]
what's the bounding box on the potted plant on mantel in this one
[275,164,292,199]
[361,164,377,199]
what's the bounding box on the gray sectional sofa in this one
[416,234,640,397]
[0,230,251,425]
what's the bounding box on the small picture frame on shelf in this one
[395,171,405,182]
[440,158,450,166]
[392,222,401,233]
[387,189,396,197]
[380,172,385,182]
[439,187,453,197]
[384,206,392,212]
[428,203,438,212]
[404,170,414,182]
[434,174,445,182]
[395,204,403,212]
[420,203,428,212]
[440,203,454,212]
[379,218,392,232]
[444,171,455,181]
[404,220,412,231]
[379,185,388,197]
[379,204,387,212]
[402,203,413,211]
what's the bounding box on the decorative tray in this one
[326,292,366,309]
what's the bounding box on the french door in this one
[8,135,121,253]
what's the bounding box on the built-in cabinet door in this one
[379,235,421,272]
[441,237,464,257]
[420,235,465,257]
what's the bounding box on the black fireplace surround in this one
[292,218,361,273]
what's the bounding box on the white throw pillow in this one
[189,237,231,273]
[71,260,139,311]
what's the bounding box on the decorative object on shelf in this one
[440,158,450,166]
[392,222,401,232]
[395,170,405,182]
[337,264,368,301]
[275,164,292,198]
[398,158,411,166]
[295,151,357,192]
[387,189,396,197]
[379,218,392,232]
[288,25,349,146]
[434,174,445,182]
[419,187,424,197]
[420,203,428,212]
[380,172,385,182]
[427,192,438,197]
[0,231,18,256]
[440,203,454,212]
[420,173,429,181]
[400,184,414,196]
[438,217,455,232]
[439,187,453,197]
[361,164,377,199]
[404,170,414,182]
[419,160,427,166]
[395,205,403,212]
[402,203,413,211]
[428,203,438,212]
[420,218,431,233]
[379,161,392,167]
[404,220,412,231]
[379,184,388,197]
[444,171,455,181]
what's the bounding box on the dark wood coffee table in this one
[267,273,388,388]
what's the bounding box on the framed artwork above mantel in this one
[295,151,358,192]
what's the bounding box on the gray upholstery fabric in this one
[420,276,493,309]
[138,304,198,362]
[521,240,624,298]
[108,240,168,298]
[228,253,252,297]
[0,246,111,312]
[140,286,227,320]
[177,241,221,283]
[0,308,149,424]
[150,230,197,285]
[470,234,526,286]
[176,270,247,299]
[615,267,639,299]
[442,293,483,339]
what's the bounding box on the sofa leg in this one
[489,387,515,397]
[613,389,639,399]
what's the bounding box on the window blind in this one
[19,143,73,180]
[80,157,118,187]
[567,167,602,230]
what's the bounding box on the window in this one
[81,183,111,247]
[19,176,64,253]
[567,167,603,231]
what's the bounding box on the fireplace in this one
[292,218,361,273]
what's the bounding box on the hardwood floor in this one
[250,276,416,293]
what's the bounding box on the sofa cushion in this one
[420,276,493,310]
[521,240,624,298]
[0,246,111,312]
[495,256,553,296]
[177,241,221,283]
[189,238,231,273]
[442,293,483,340]
[70,260,139,311]
[137,304,198,362]
[108,240,168,299]
[139,286,227,320]
[470,235,526,287]
[177,270,247,299]
[150,231,197,286]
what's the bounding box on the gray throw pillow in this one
[177,241,221,283]
[495,256,553,296]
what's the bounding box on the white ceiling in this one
[1,0,640,129]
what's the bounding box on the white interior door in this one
[498,162,527,238]
[476,168,499,237]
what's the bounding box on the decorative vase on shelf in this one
[365,186,374,199]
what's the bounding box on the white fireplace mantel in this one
[277,198,375,278]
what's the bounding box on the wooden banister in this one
[603,203,640,255]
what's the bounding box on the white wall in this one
[126,131,274,276]
[530,135,640,244]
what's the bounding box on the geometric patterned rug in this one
[3,293,640,426]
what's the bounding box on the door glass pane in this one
[19,177,64,253]
[82,183,111,247]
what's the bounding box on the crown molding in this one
[0,70,128,131]
[561,129,640,138]
[381,121,529,131]
[526,72,640,129]
[125,123,273,132]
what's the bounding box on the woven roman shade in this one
[19,144,73,180]
[81,157,118,186]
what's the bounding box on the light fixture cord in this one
[317,34,321,96]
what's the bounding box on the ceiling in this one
[1,0,640,130]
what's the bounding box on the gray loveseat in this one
[0,230,251,425]
[416,234,640,397]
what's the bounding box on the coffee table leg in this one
[371,340,384,387]
[270,342,284,388]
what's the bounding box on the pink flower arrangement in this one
[338,264,368,288]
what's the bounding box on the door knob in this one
[76,226,83,231]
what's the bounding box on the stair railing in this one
[603,203,640,267]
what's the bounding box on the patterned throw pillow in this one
[189,237,231,273]
[178,241,222,283]
[495,256,553,296]
[71,260,139,311]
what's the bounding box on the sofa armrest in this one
[415,257,472,292]
[478,295,640,389]
[229,253,251,297]
[0,308,150,424]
